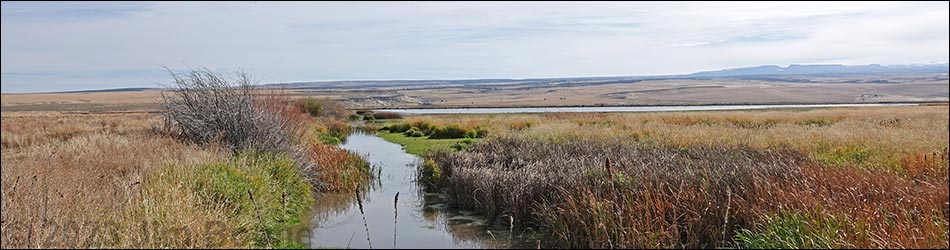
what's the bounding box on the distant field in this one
[296,73,949,108]
[0,91,163,112]
[3,73,947,112]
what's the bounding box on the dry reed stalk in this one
[509,215,514,248]
[393,192,399,249]
[355,185,372,249]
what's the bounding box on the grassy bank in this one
[122,152,314,248]
[1,71,372,248]
[418,106,949,248]
[0,112,326,248]
[376,131,474,156]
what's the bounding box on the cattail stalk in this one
[356,185,372,249]
[393,192,399,249]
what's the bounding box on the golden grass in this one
[412,106,949,171]
[419,106,949,248]
[1,112,229,248]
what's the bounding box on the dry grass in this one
[0,112,228,248]
[430,138,809,248]
[420,106,949,248]
[414,106,949,171]
[429,137,948,248]
[1,112,156,149]
[0,97,364,248]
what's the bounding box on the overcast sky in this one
[2,1,948,93]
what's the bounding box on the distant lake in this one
[376,103,919,115]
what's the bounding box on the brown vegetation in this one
[1,69,371,248]
[0,112,232,248]
[422,106,949,248]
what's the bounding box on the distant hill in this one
[264,63,949,90]
[17,63,947,93]
[689,63,950,78]
[59,87,155,93]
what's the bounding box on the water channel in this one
[304,133,529,249]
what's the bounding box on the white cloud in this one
[1,1,948,92]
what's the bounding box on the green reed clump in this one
[418,158,442,190]
[380,120,484,139]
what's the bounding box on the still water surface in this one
[305,133,524,249]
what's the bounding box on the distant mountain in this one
[689,63,949,78]
[15,63,946,94]
[54,87,155,94]
[258,63,949,90]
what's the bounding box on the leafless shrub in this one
[161,68,301,155]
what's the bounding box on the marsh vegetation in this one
[0,69,372,248]
[375,106,950,248]
[2,71,946,249]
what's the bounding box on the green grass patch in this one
[732,211,844,249]
[811,142,914,172]
[376,131,472,156]
[141,152,314,248]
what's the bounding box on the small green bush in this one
[388,123,412,133]
[430,124,468,139]
[295,98,324,117]
[412,120,437,133]
[419,158,442,189]
[318,133,343,145]
[474,127,488,138]
[463,129,477,139]
[452,138,476,151]
[404,127,425,137]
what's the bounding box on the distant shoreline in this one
[358,101,948,111]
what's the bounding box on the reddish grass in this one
[304,144,371,193]
[429,137,949,248]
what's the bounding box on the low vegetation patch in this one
[379,120,486,139]
[1,69,374,248]
[732,211,845,249]
[418,158,442,190]
[376,131,474,156]
[427,137,949,248]
[360,111,403,120]
[123,152,313,248]
[303,144,372,192]
[294,97,350,119]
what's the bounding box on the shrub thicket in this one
[295,98,324,117]
[161,68,301,155]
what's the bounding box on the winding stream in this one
[303,132,521,249]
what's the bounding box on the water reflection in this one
[304,132,531,249]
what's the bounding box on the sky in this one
[1,1,948,93]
